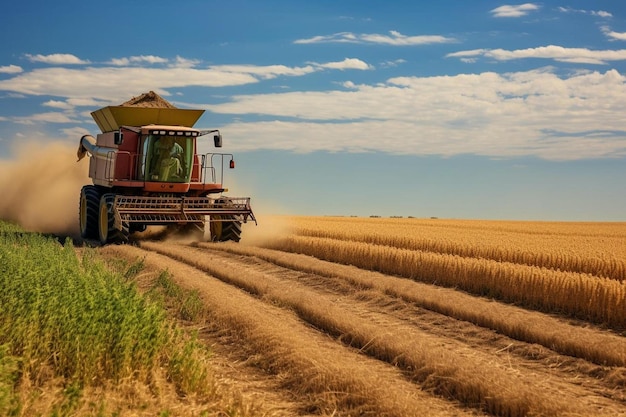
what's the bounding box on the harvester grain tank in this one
[77,92,255,245]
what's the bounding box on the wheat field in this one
[93,216,626,416]
[258,216,626,329]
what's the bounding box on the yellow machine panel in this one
[91,106,205,133]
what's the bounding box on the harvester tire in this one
[80,185,101,240]
[210,215,242,242]
[98,194,130,245]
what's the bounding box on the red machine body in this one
[77,94,255,245]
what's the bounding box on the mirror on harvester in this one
[214,134,222,147]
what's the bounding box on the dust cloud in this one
[0,140,89,237]
[240,214,294,246]
[0,140,296,242]
[152,215,294,246]
[217,174,296,245]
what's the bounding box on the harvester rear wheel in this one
[79,185,100,240]
[210,215,242,242]
[98,194,130,245]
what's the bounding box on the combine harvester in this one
[77,91,255,245]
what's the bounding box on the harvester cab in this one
[77,93,255,245]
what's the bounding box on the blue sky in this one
[1,1,625,221]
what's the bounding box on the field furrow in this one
[104,244,479,417]
[108,240,626,417]
[261,235,626,328]
[196,241,626,367]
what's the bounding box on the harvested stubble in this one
[205,242,626,367]
[263,235,626,329]
[141,242,622,417]
[116,243,471,417]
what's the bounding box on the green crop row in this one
[0,230,167,385]
[0,221,217,415]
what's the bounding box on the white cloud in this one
[42,100,74,110]
[447,45,626,64]
[66,97,105,107]
[60,126,91,139]
[207,64,317,79]
[0,66,279,102]
[379,59,406,68]
[24,53,89,65]
[2,58,626,161]
[2,93,26,99]
[594,11,613,18]
[447,49,487,58]
[172,56,201,68]
[310,58,372,71]
[295,30,455,45]
[109,55,169,66]
[203,59,370,79]
[490,3,539,18]
[360,31,455,45]
[601,26,626,41]
[108,58,131,66]
[558,7,612,18]
[0,59,371,106]
[0,65,23,74]
[14,112,76,124]
[132,55,168,64]
[201,69,626,160]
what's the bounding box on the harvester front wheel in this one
[210,215,242,242]
[79,185,100,240]
[98,194,130,245]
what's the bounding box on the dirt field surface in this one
[99,239,626,417]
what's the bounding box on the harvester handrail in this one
[200,154,217,183]
[200,153,234,185]
[104,150,116,182]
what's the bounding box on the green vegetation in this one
[0,222,219,415]
[0,345,18,415]
[0,226,166,386]
[151,270,207,322]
